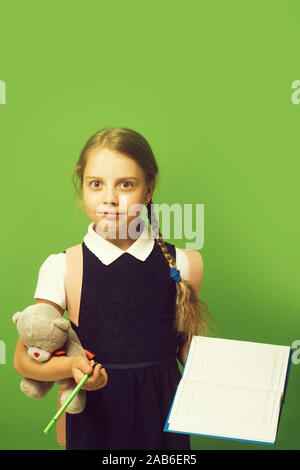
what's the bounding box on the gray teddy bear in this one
[13,303,88,414]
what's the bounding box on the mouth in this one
[98,211,121,215]
[97,211,124,218]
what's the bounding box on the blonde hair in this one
[72,126,215,351]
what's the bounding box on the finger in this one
[84,369,107,390]
[94,363,102,375]
[83,378,104,391]
[90,360,102,368]
[79,358,93,375]
[83,364,102,387]
[90,364,103,384]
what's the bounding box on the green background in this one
[0,0,299,450]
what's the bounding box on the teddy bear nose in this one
[34,352,40,358]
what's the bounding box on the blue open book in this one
[164,336,292,445]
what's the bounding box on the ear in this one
[53,318,70,331]
[12,312,21,324]
[145,180,156,204]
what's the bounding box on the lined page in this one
[183,336,290,392]
[167,336,290,443]
[168,380,282,443]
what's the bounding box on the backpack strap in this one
[65,244,83,327]
[57,243,83,448]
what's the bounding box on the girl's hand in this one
[82,360,108,391]
[71,357,108,391]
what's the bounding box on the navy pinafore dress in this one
[64,239,190,450]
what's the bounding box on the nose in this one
[34,352,40,358]
[102,185,119,205]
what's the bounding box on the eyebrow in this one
[85,176,139,181]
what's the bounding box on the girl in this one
[14,127,211,450]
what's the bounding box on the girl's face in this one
[82,147,155,241]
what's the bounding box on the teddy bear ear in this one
[53,318,70,331]
[12,312,21,324]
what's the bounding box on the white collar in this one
[83,219,155,265]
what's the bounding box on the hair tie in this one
[170,267,181,282]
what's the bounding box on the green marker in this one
[43,361,98,435]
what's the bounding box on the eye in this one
[89,180,102,189]
[120,181,133,189]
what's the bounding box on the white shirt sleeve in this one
[175,247,189,281]
[34,253,67,311]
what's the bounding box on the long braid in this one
[146,200,211,349]
[146,200,177,268]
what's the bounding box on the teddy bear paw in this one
[21,378,54,399]
[60,387,86,414]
